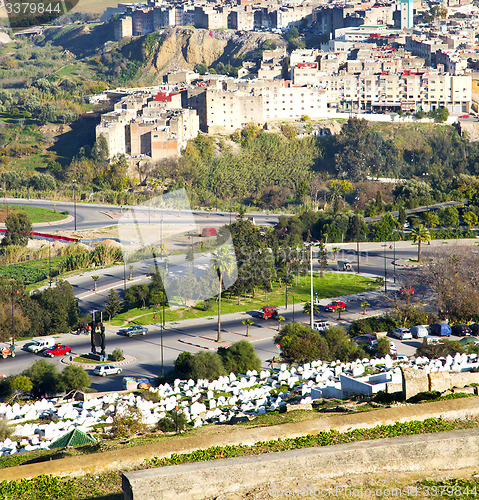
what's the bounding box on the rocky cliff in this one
[142,27,282,79]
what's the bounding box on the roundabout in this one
[61,354,137,369]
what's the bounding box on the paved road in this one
[1,198,280,233]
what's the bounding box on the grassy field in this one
[0,205,68,224]
[110,273,377,327]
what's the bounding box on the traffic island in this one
[61,354,136,368]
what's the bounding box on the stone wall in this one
[122,429,479,500]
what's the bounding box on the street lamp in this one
[72,180,77,232]
[48,240,52,287]
[393,239,396,284]
[384,244,388,294]
[355,196,360,273]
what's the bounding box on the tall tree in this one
[411,224,431,262]
[211,245,236,342]
[104,289,122,321]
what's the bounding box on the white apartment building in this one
[204,81,327,133]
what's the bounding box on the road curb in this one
[60,354,136,369]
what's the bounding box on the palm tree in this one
[92,276,99,292]
[361,301,370,315]
[302,301,320,316]
[337,306,346,320]
[243,319,254,337]
[211,245,236,342]
[332,247,340,260]
[411,224,431,262]
[129,265,134,280]
[277,315,285,332]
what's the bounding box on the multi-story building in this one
[96,91,200,160]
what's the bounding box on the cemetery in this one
[0,352,479,458]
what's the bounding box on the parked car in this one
[410,325,429,338]
[430,323,452,337]
[26,338,56,354]
[118,325,148,337]
[201,227,217,237]
[459,337,479,347]
[470,324,479,336]
[390,328,413,340]
[324,301,347,312]
[93,365,123,377]
[313,321,330,332]
[43,345,71,357]
[451,324,472,337]
[352,334,378,348]
[257,306,278,319]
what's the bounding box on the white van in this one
[410,325,429,338]
[27,338,56,353]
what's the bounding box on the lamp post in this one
[393,239,396,284]
[384,244,388,294]
[48,240,52,287]
[123,258,127,290]
[292,295,295,322]
[160,322,164,377]
[355,196,360,273]
[310,244,314,329]
[72,180,77,232]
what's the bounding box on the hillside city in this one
[1,0,479,497]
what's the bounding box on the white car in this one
[313,321,330,332]
[93,365,122,377]
[410,325,429,338]
[391,328,413,340]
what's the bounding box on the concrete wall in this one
[122,429,479,500]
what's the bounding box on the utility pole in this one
[310,244,314,329]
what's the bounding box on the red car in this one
[258,305,278,319]
[43,345,72,357]
[324,301,347,312]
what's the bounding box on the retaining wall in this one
[122,429,479,500]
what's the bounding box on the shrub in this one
[217,341,261,374]
[110,406,148,438]
[61,365,91,393]
[108,348,124,362]
[0,418,13,441]
[157,411,188,433]
[275,323,329,364]
[202,298,214,311]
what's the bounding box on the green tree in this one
[277,315,285,331]
[10,375,32,400]
[1,212,32,247]
[61,365,91,394]
[463,211,478,230]
[332,247,340,259]
[302,301,319,316]
[411,224,431,262]
[23,360,63,398]
[317,241,328,277]
[211,245,236,342]
[125,284,149,308]
[175,350,226,381]
[92,276,99,292]
[440,206,459,227]
[104,289,122,321]
[398,205,407,226]
[423,212,440,228]
[218,340,261,374]
[375,337,391,357]
[275,323,328,364]
[322,325,361,361]
[361,301,370,315]
[242,318,253,337]
[435,106,449,123]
